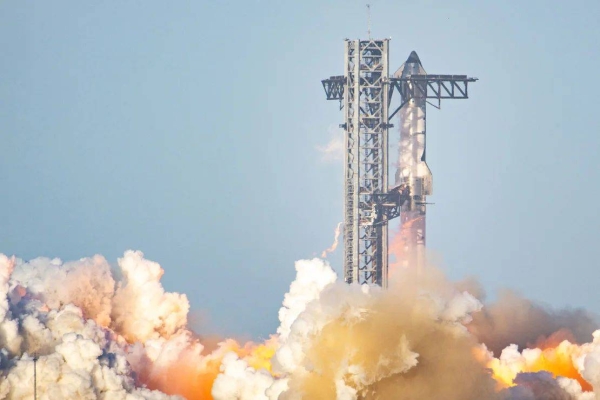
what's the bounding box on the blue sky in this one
[1,1,599,339]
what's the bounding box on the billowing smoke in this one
[467,288,597,356]
[268,261,497,400]
[0,252,183,399]
[1,250,599,399]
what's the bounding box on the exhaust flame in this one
[487,339,592,392]
[389,216,423,269]
[0,250,599,399]
[321,222,343,258]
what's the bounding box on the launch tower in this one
[322,39,476,287]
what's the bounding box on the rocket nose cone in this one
[406,51,422,65]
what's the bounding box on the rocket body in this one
[394,52,431,270]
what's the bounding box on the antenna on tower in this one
[366,4,371,39]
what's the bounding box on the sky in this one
[1,0,599,340]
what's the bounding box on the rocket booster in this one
[394,51,431,270]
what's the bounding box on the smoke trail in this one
[321,222,343,258]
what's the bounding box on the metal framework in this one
[322,40,477,287]
[323,76,345,104]
[388,75,477,119]
[323,74,477,113]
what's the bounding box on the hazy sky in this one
[1,1,599,339]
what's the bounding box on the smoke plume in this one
[316,126,344,162]
[468,289,597,356]
[1,250,599,399]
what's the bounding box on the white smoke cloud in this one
[111,250,189,343]
[211,352,274,400]
[0,252,183,399]
[571,331,600,399]
[11,254,115,328]
[316,126,344,162]
[0,254,21,355]
[276,258,337,341]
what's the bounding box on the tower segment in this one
[322,41,477,287]
[341,39,391,286]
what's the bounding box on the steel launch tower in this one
[322,39,476,287]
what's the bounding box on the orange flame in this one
[141,336,278,399]
[486,333,592,392]
[389,216,423,270]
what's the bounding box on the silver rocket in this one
[393,51,432,270]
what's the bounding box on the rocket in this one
[394,51,432,271]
